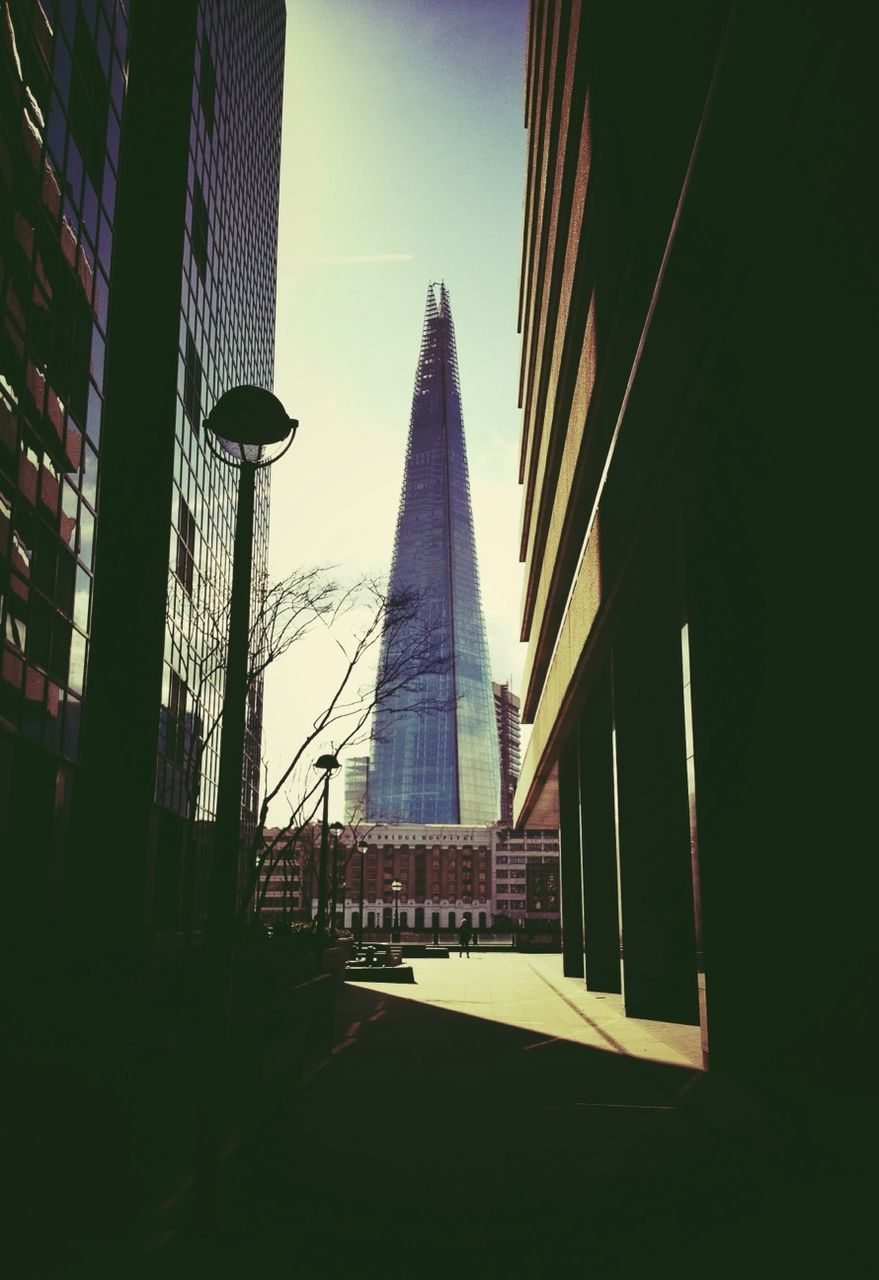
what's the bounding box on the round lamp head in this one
[205,385,297,464]
[391,879,402,893]
[314,753,341,774]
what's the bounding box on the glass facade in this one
[369,284,500,824]
[154,0,284,929]
[1,0,285,936]
[1,0,129,766]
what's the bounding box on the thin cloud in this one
[315,252,415,265]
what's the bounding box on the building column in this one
[577,673,621,993]
[611,558,699,1025]
[558,734,585,978]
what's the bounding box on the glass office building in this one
[369,283,500,825]
[1,0,286,940]
[1,0,132,921]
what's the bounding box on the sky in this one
[262,0,530,823]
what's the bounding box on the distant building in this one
[254,826,317,927]
[491,827,559,928]
[492,682,521,825]
[344,756,369,824]
[322,822,560,934]
[322,823,494,933]
[368,284,500,825]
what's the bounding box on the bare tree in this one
[244,579,450,923]
[161,564,340,937]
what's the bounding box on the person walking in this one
[457,919,472,958]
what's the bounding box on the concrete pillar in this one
[558,734,585,977]
[611,560,699,1025]
[577,674,621,993]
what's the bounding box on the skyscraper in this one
[369,283,500,825]
[1,0,133,928]
[74,0,285,941]
[492,681,521,826]
[0,0,286,943]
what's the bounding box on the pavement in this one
[55,952,872,1279]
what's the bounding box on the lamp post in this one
[328,820,344,936]
[391,878,402,943]
[195,385,297,1227]
[314,753,341,958]
[356,840,368,945]
[204,386,297,975]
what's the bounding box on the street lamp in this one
[356,840,368,945]
[204,386,297,964]
[195,385,296,1227]
[391,878,402,943]
[328,820,344,936]
[313,753,341,956]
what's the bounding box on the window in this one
[175,495,196,594]
[69,11,109,190]
[184,329,203,427]
[191,176,208,279]
[200,42,216,134]
[165,669,187,765]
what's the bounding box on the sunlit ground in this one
[347,951,703,1068]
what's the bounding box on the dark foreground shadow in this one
[47,981,873,1278]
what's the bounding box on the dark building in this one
[4,0,287,1250]
[514,0,873,1123]
[2,0,285,941]
[1,0,133,928]
[71,0,285,945]
[492,680,521,825]
[369,283,500,825]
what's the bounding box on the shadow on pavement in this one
[53,981,871,1278]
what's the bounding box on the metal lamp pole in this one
[357,840,368,945]
[328,820,344,937]
[391,878,402,942]
[195,385,297,1227]
[314,753,340,960]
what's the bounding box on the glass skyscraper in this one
[1,0,286,942]
[369,283,500,825]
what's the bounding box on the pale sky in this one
[263,0,529,823]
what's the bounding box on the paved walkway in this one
[63,953,868,1279]
[369,951,703,1067]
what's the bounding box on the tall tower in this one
[369,283,500,824]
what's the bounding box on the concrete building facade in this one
[513,0,874,1105]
